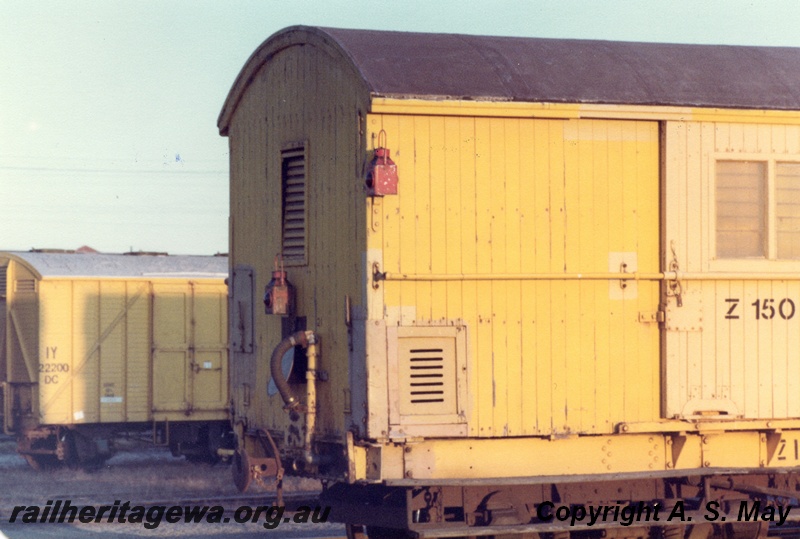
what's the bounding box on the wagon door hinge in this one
[372,262,385,290]
[666,241,683,307]
[638,310,665,324]
[619,262,629,290]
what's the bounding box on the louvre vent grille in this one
[399,336,457,416]
[281,146,306,263]
[14,279,35,293]
[407,347,446,404]
[0,265,6,298]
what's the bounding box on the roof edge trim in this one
[217,25,370,136]
[3,253,43,280]
[371,97,800,123]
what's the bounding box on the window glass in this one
[776,162,800,259]
[716,161,766,258]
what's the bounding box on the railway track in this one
[121,491,323,513]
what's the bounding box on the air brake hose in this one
[269,330,310,411]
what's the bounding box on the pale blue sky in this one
[3,0,800,254]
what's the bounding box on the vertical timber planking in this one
[444,116,464,326]
[459,116,479,436]
[548,120,568,433]
[489,117,509,434]
[665,120,800,420]
[591,120,612,432]
[364,114,661,437]
[504,118,522,436]
[518,120,538,434]
[532,119,554,434]
[562,119,582,432]
[474,117,493,435]
[397,115,417,325]
[429,116,448,322]
[577,120,598,432]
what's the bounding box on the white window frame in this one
[710,154,800,272]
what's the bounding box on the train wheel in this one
[20,432,61,470]
[57,429,79,468]
[232,448,252,492]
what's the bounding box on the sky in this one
[3,1,800,255]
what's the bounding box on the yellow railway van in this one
[219,26,800,538]
[0,250,230,468]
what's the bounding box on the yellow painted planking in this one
[504,119,522,435]
[444,116,463,321]
[457,116,478,277]
[562,119,583,430]
[474,117,494,435]
[38,281,72,425]
[126,290,149,422]
[31,274,227,428]
[412,116,433,321]
[429,116,448,321]
[488,117,509,433]
[547,120,568,432]
[396,115,418,323]
[457,116,480,436]
[635,121,660,422]
[374,114,402,315]
[360,109,800,436]
[606,122,626,423]
[532,120,554,433]
[99,281,126,423]
[577,122,598,432]
[518,120,537,434]
[589,122,612,432]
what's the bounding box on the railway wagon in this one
[0,250,231,468]
[218,26,800,538]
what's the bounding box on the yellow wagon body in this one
[219,27,800,537]
[0,251,230,466]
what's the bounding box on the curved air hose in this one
[270,330,310,411]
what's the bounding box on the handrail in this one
[373,270,800,283]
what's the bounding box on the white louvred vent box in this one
[387,326,467,437]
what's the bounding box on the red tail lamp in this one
[365,130,398,196]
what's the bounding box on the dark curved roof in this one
[323,27,800,109]
[219,26,800,132]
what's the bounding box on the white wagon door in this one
[664,121,800,420]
